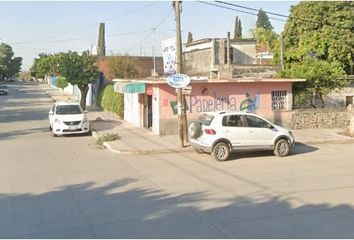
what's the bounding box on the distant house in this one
[97,56,164,81]
[324,76,354,107]
[183,36,279,79]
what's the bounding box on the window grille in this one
[271,90,291,110]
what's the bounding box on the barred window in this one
[271,90,291,110]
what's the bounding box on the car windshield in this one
[56,105,83,115]
[197,114,214,126]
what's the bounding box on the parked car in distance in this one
[49,102,90,137]
[189,111,295,161]
[0,85,9,95]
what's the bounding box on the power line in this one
[126,7,173,54]
[11,2,160,45]
[20,29,153,45]
[215,1,289,19]
[203,1,352,31]
[198,1,287,22]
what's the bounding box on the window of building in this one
[271,90,291,110]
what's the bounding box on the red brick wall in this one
[97,56,163,81]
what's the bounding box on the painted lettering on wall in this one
[189,93,237,113]
[166,91,260,115]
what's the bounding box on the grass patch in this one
[96,133,121,145]
[338,128,354,137]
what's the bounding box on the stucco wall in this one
[324,83,354,107]
[183,48,212,76]
[292,107,354,129]
[158,81,293,135]
[230,42,256,64]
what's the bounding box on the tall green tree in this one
[251,27,279,54]
[31,53,59,79]
[108,55,138,80]
[0,43,22,81]
[278,58,348,108]
[256,9,273,30]
[97,22,106,57]
[187,31,193,43]
[56,77,68,95]
[233,16,242,40]
[56,51,99,109]
[283,1,354,74]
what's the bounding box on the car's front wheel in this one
[212,142,230,161]
[273,139,290,157]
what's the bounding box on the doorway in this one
[143,94,153,129]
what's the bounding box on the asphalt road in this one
[1,82,354,238]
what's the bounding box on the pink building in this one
[114,77,304,135]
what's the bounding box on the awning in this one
[114,82,127,93]
[125,83,146,94]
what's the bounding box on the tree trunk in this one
[78,84,89,110]
[318,92,325,108]
[310,92,317,108]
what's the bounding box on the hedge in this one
[98,83,124,118]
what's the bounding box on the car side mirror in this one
[267,123,274,129]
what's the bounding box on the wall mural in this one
[168,88,260,115]
[239,92,259,112]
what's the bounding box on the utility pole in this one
[280,32,285,70]
[174,0,186,147]
[152,28,156,79]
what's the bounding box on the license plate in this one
[68,126,78,130]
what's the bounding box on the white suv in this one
[189,111,295,161]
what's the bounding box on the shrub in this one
[98,83,124,118]
[96,133,120,145]
[56,77,68,94]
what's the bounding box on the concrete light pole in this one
[174,0,186,147]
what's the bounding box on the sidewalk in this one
[39,83,354,155]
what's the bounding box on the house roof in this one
[185,38,256,47]
[113,77,306,84]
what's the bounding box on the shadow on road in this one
[224,143,319,161]
[0,179,353,238]
[89,119,122,131]
[0,127,49,141]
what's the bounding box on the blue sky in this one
[0,1,298,71]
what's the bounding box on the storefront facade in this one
[114,78,304,135]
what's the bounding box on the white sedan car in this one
[49,102,90,136]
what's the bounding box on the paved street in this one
[1,82,354,238]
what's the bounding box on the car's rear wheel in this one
[212,142,230,161]
[274,139,290,157]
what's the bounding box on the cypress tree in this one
[233,16,242,40]
[97,22,106,57]
[256,9,273,30]
[238,18,242,39]
[187,31,193,43]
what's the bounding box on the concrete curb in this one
[296,139,354,145]
[91,128,194,155]
[103,142,195,155]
